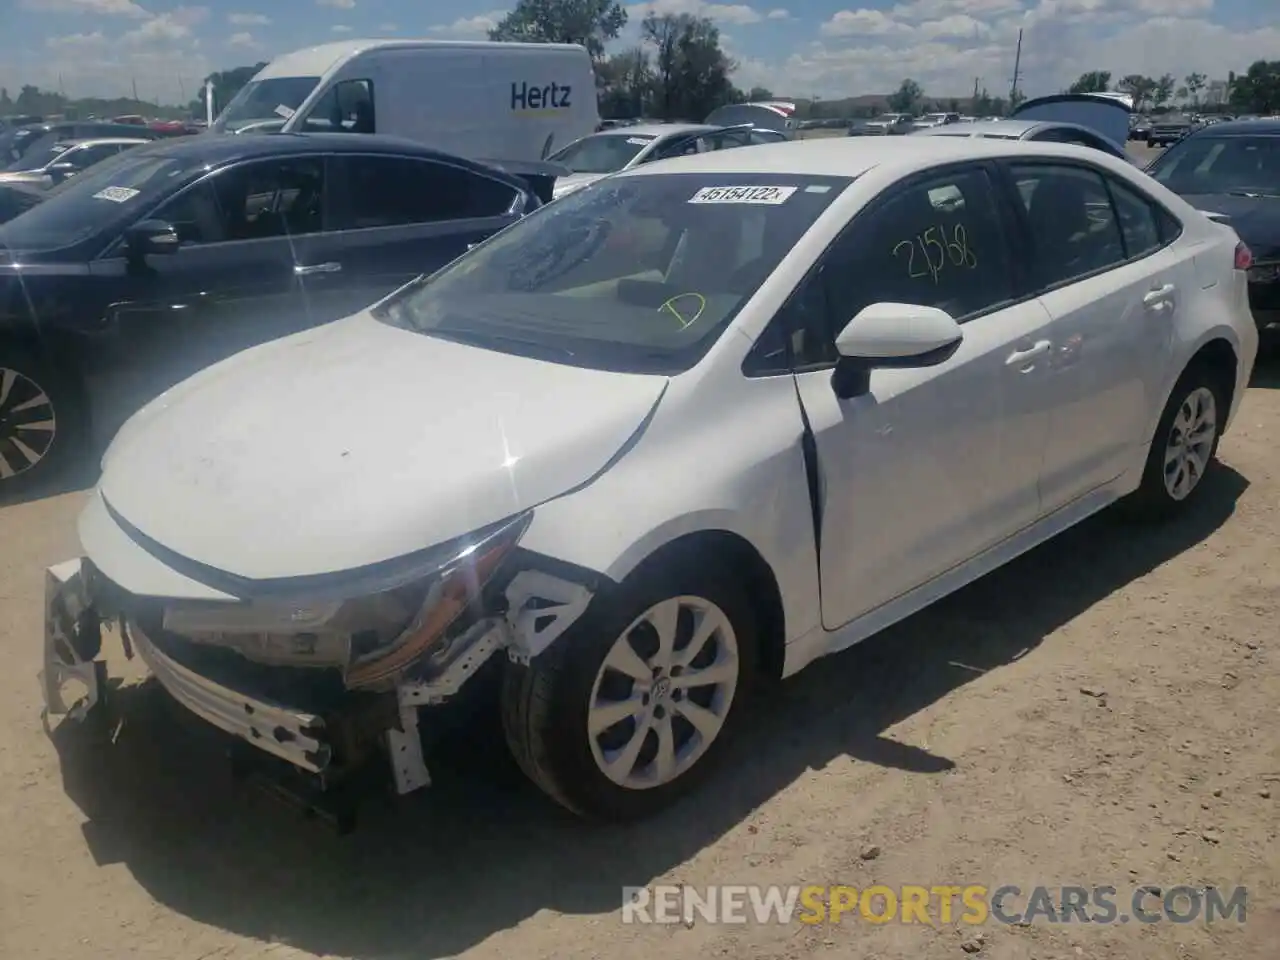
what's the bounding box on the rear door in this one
[999,160,1189,511]
[87,155,332,433]
[309,153,525,318]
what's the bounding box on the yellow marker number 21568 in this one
[892,223,978,284]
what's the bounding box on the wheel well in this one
[626,530,787,683]
[1186,338,1238,412]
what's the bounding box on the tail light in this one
[1234,241,1253,271]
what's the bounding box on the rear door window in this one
[1006,163,1127,288]
[332,155,518,229]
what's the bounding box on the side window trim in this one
[96,153,331,259]
[743,159,1024,378]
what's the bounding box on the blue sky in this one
[1,0,1274,104]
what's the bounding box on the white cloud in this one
[316,0,355,8]
[19,0,148,16]
[45,30,108,49]
[917,14,991,39]
[378,22,399,31]
[122,6,208,45]
[227,12,270,25]
[429,11,505,37]
[629,0,766,23]
[228,31,259,48]
[331,24,353,33]
[765,8,789,18]
[821,9,913,36]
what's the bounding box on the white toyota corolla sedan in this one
[42,136,1258,824]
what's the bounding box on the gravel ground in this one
[6,142,1279,960]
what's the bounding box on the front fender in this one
[517,371,823,647]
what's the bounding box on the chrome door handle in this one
[1005,339,1052,366]
[294,261,342,276]
[1143,283,1175,308]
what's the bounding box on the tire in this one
[0,344,85,500]
[501,559,759,821]
[1147,138,1156,148]
[1124,363,1227,520]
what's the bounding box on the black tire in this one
[0,343,86,500]
[501,558,759,822]
[1123,362,1227,520]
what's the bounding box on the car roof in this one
[914,120,1039,139]
[56,137,152,148]
[124,131,508,166]
[597,123,716,139]
[258,39,587,80]
[1186,118,1280,136]
[619,134,1107,180]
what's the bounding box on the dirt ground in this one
[5,145,1279,960]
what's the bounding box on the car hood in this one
[98,311,669,582]
[552,172,604,198]
[1181,194,1280,261]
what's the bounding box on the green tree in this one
[641,12,737,121]
[1153,72,1175,107]
[1184,71,1206,106]
[1175,85,1189,103]
[1008,87,1026,112]
[746,86,774,101]
[203,63,268,115]
[1118,74,1155,111]
[887,78,922,114]
[597,46,653,118]
[1229,59,1280,114]
[1068,70,1112,94]
[488,0,627,62]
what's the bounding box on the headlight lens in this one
[162,511,532,686]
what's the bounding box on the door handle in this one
[1143,283,1175,308]
[1005,339,1052,367]
[294,261,342,277]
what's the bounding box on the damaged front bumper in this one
[40,556,594,802]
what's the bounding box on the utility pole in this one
[131,76,139,103]
[1009,28,1023,106]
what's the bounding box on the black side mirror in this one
[124,219,180,257]
[47,161,77,181]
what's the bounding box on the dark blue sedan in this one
[0,133,539,494]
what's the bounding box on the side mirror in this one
[831,302,962,399]
[124,219,180,257]
[48,161,77,180]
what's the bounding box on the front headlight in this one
[162,511,532,688]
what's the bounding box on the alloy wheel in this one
[587,595,740,790]
[1163,385,1216,501]
[0,366,57,481]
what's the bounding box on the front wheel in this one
[1124,365,1226,519]
[0,346,84,499]
[501,562,758,821]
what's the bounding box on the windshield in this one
[1147,135,1280,198]
[548,134,657,174]
[374,171,851,374]
[921,114,947,122]
[0,148,199,250]
[213,76,320,133]
[18,143,72,172]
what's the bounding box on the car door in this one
[1001,160,1187,512]
[87,155,331,433]
[781,163,1057,630]
[309,153,525,319]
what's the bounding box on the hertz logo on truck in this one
[511,81,573,112]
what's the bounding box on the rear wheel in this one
[501,561,758,821]
[0,346,84,499]
[1124,364,1226,519]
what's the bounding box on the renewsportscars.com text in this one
[621,884,1248,926]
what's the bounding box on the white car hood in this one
[99,311,667,582]
[552,172,604,198]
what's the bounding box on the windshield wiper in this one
[1225,190,1280,199]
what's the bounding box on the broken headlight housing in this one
[161,511,532,689]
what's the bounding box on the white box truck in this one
[210,39,598,196]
